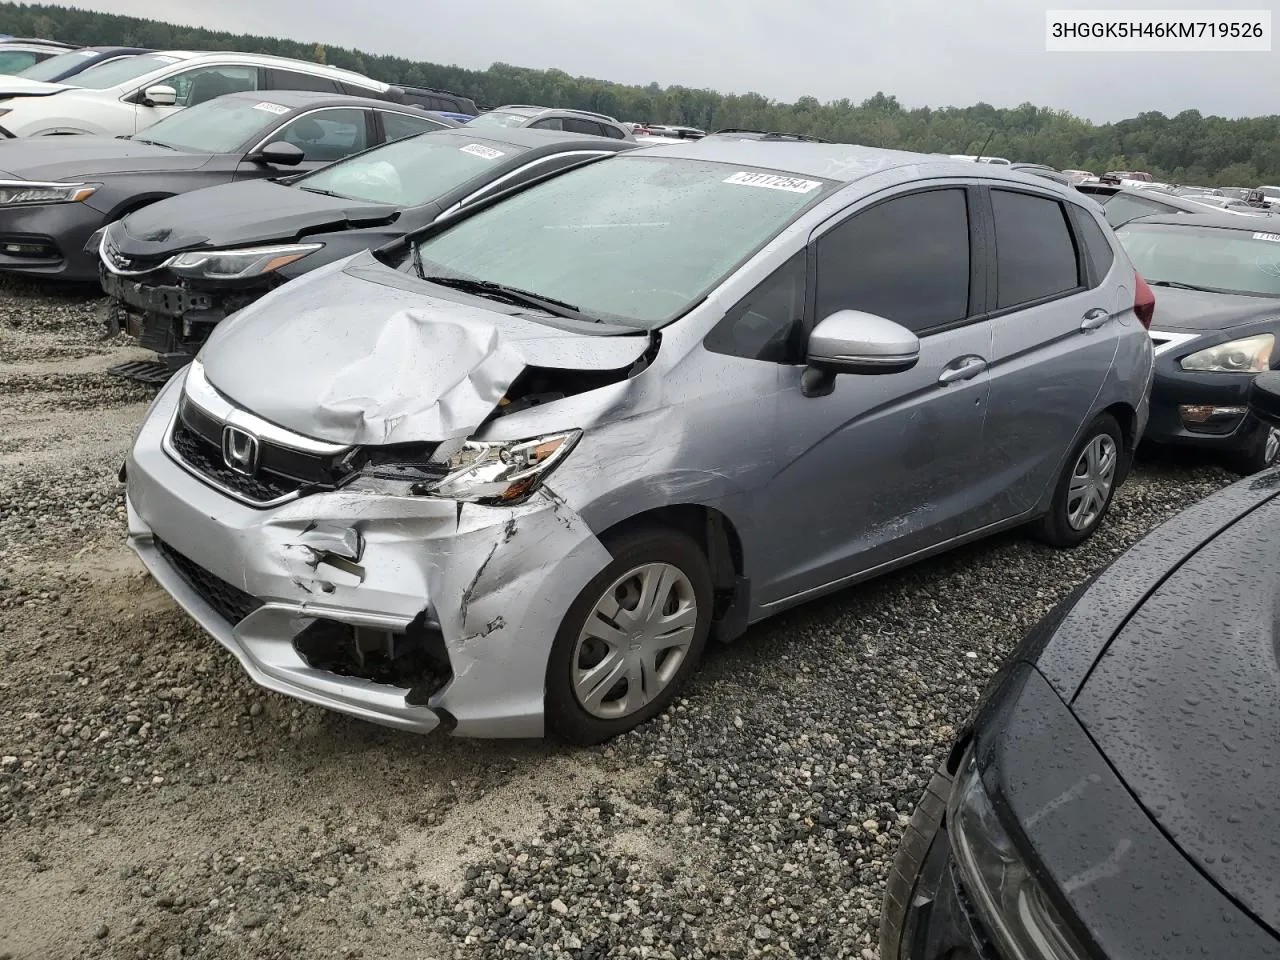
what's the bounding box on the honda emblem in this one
[221,425,260,476]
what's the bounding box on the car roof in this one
[628,139,1086,192]
[149,50,387,88]
[1122,211,1278,230]
[434,125,633,152]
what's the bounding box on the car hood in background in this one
[0,76,70,99]
[116,180,400,254]
[1148,285,1280,333]
[200,254,651,446]
[1073,491,1280,935]
[0,136,213,180]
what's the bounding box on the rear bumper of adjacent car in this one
[124,373,613,737]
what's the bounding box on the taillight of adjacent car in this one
[1134,272,1155,330]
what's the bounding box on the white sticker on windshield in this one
[460,143,504,161]
[723,171,822,193]
[1254,232,1280,242]
[253,101,290,115]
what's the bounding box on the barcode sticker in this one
[460,143,504,160]
[723,171,822,193]
[253,102,290,115]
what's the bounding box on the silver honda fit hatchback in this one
[122,139,1154,743]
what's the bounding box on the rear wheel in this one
[1032,414,1123,548]
[545,527,712,745]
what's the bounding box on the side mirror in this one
[142,84,177,107]
[1248,371,1280,429]
[251,141,305,167]
[801,310,919,398]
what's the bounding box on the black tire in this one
[1032,413,1124,548]
[545,526,712,745]
[1226,425,1280,476]
[879,763,954,960]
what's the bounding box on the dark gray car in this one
[0,89,455,281]
[99,127,633,383]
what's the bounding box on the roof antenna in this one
[974,130,994,163]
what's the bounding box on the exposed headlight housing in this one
[0,179,98,205]
[1180,333,1274,372]
[343,431,581,504]
[167,242,323,281]
[949,752,1091,960]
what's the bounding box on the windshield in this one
[415,155,835,328]
[17,48,97,81]
[65,53,179,89]
[137,97,285,153]
[1117,222,1280,297]
[466,111,528,129]
[297,133,528,205]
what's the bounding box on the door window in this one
[166,65,260,106]
[990,189,1081,309]
[268,108,369,162]
[530,117,564,131]
[380,110,447,142]
[814,188,971,334]
[1071,207,1116,285]
[267,68,338,93]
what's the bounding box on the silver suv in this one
[123,141,1153,743]
[466,104,632,140]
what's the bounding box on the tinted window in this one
[381,111,446,142]
[705,252,806,362]
[268,68,338,93]
[530,117,564,131]
[1101,193,1177,228]
[0,51,39,73]
[602,124,626,140]
[561,117,598,136]
[991,190,1080,308]
[167,65,259,106]
[270,108,369,162]
[1073,209,1115,284]
[815,188,970,334]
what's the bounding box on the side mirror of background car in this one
[1248,371,1280,428]
[251,141,305,167]
[802,310,921,398]
[141,84,177,107]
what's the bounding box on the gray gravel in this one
[0,276,1236,959]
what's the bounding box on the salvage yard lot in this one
[0,279,1233,960]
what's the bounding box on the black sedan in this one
[1117,212,1280,472]
[882,376,1280,960]
[0,89,455,282]
[98,126,635,383]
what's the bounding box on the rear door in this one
[975,186,1121,523]
[758,184,993,604]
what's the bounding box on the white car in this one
[0,50,395,138]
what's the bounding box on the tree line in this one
[4,1,1278,186]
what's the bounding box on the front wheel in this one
[545,527,712,745]
[1032,414,1124,548]
[1227,425,1280,475]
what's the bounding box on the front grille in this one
[168,397,348,505]
[155,538,263,626]
[101,232,167,275]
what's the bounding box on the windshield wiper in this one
[1148,279,1217,292]
[421,274,598,323]
[298,186,349,199]
[130,138,175,150]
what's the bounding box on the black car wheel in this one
[1228,425,1280,475]
[1033,413,1124,548]
[545,526,712,745]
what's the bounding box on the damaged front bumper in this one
[124,376,612,737]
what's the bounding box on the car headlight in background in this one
[343,431,581,504]
[167,242,323,281]
[949,752,1091,960]
[1180,333,1274,372]
[0,180,98,205]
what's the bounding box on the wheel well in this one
[1102,401,1137,453]
[106,194,171,223]
[598,505,750,642]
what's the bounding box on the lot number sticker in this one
[1254,232,1280,243]
[253,102,290,115]
[723,171,822,193]
[460,143,504,160]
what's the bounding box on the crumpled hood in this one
[200,254,651,445]
[116,179,397,255]
[1149,285,1280,333]
[1072,493,1280,934]
[0,135,212,180]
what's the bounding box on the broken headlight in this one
[428,431,581,504]
[167,242,323,281]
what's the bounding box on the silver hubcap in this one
[1067,434,1117,531]
[1266,428,1280,465]
[572,562,698,720]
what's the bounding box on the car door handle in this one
[937,356,988,385]
[1080,308,1110,332]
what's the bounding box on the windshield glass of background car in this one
[465,112,527,128]
[297,134,530,205]
[17,48,96,81]
[1118,223,1280,297]
[415,156,834,328]
[138,98,284,153]
[64,53,179,89]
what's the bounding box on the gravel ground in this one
[0,277,1237,960]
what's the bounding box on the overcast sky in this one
[68,0,1277,123]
